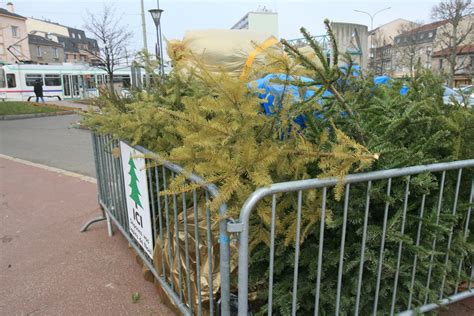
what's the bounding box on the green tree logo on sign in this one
[128,153,143,209]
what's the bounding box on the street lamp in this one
[149,6,165,78]
[354,7,391,70]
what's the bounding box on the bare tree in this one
[393,21,424,78]
[371,29,390,75]
[432,0,473,87]
[83,4,133,95]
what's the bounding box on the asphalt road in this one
[0,114,95,177]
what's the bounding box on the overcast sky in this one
[6,0,441,58]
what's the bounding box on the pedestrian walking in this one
[34,80,44,103]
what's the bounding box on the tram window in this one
[84,75,95,89]
[0,69,5,88]
[113,75,131,88]
[44,74,61,86]
[25,74,43,86]
[7,74,16,88]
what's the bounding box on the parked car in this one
[459,85,473,98]
[443,86,473,107]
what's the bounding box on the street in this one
[0,114,95,177]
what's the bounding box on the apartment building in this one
[231,7,279,38]
[26,18,99,65]
[28,33,64,64]
[0,3,30,64]
[56,27,100,64]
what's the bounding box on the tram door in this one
[62,75,81,98]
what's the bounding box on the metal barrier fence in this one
[230,159,474,316]
[83,132,473,315]
[81,133,231,316]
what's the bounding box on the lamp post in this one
[149,4,165,78]
[354,7,391,70]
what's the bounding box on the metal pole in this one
[370,17,374,69]
[158,22,165,77]
[157,0,165,77]
[140,0,148,52]
[155,23,161,74]
[354,7,391,71]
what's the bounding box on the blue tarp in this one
[251,74,332,115]
[250,72,409,128]
[373,75,409,95]
[374,75,391,85]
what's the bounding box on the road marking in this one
[0,154,97,184]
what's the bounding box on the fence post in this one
[219,203,231,316]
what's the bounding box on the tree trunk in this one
[108,72,115,97]
[448,50,456,88]
[448,26,458,88]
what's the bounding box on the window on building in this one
[471,56,474,68]
[428,32,433,38]
[7,73,16,88]
[44,74,61,86]
[11,26,19,37]
[0,44,4,55]
[439,58,443,70]
[36,46,42,57]
[420,33,425,39]
[0,69,5,88]
[25,74,43,86]
[457,56,466,70]
[53,47,59,59]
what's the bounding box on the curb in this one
[0,110,76,120]
[0,153,97,183]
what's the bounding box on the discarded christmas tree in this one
[83,19,473,315]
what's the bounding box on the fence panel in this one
[232,160,474,316]
[82,133,230,316]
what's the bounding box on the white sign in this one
[120,141,154,258]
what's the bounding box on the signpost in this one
[120,142,154,259]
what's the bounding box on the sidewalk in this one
[0,157,174,315]
[49,100,91,112]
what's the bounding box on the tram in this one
[0,63,132,101]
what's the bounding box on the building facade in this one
[370,19,419,75]
[28,34,64,64]
[371,15,473,81]
[25,18,99,65]
[431,14,474,86]
[25,17,69,37]
[432,44,474,86]
[0,3,30,64]
[231,7,278,38]
[56,27,99,64]
[390,20,447,77]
